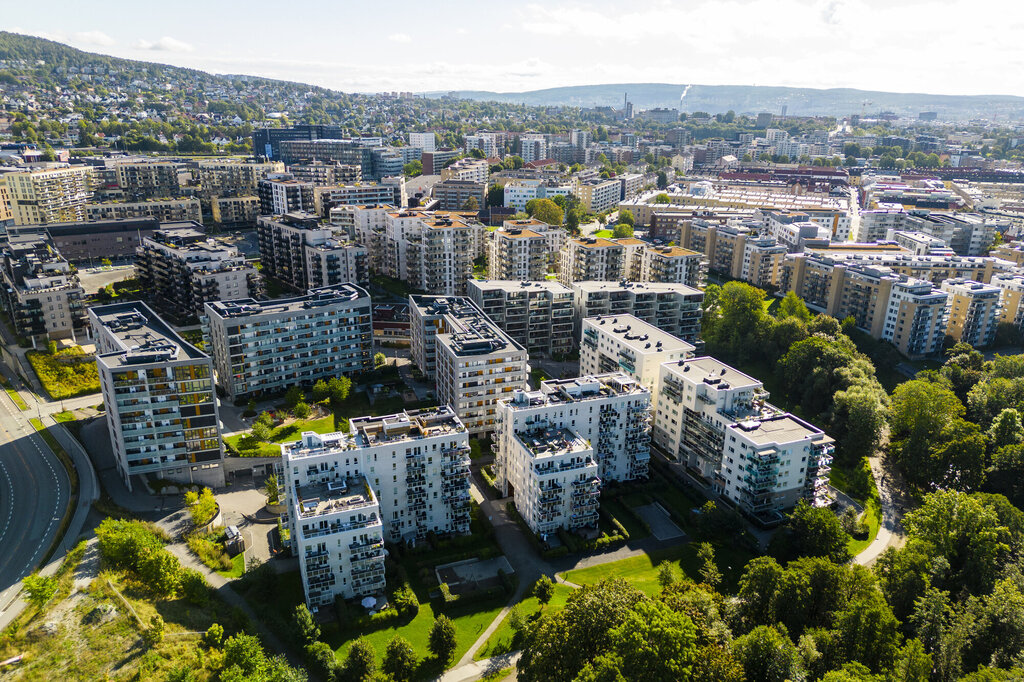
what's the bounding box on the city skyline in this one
[7,0,1024,97]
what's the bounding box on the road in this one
[0,383,71,606]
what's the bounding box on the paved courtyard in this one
[634,503,685,541]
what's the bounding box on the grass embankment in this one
[473,582,575,660]
[27,347,100,399]
[831,458,883,556]
[30,417,80,564]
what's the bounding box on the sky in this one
[6,0,1024,97]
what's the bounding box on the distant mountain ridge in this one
[436,83,1024,120]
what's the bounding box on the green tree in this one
[658,562,677,589]
[222,633,268,677]
[778,291,812,322]
[653,193,671,204]
[617,209,635,226]
[657,171,668,189]
[891,639,932,682]
[772,500,851,563]
[889,379,965,486]
[486,184,504,207]
[294,603,320,644]
[139,549,182,597]
[312,379,330,402]
[697,542,721,588]
[428,614,457,664]
[834,592,902,672]
[343,637,376,680]
[204,623,224,648]
[732,625,805,682]
[988,408,1023,448]
[329,376,353,404]
[461,196,479,211]
[256,411,274,428]
[612,224,633,239]
[250,420,272,443]
[535,574,555,604]
[382,635,417,681]
[292,400,311,419]
[703,281,773,362]
[403,159,422,177]
[184,487,218,527]
[22,573,58,610]
[304,641,337,681]
[284,385,303,409]
[373,352,387,368]
[143,614,165,646]
[524,198,564,226]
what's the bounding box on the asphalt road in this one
[0,388,70,603]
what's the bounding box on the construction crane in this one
[861,99,873,117]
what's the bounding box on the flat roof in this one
[206,284,369,319]
[92,301,206,366]
[584,314,695,355]
[294,476,376,519]
[667,356,762,390]
[573,280,702,296]
[469,280,573,294]
[730,414,824,446]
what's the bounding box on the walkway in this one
[855,455,907,565]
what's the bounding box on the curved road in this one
[0,383,70,606]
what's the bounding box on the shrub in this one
[204,623,224,648]
[392,583,419,616]
[186,532,232,572]
[180,568,210,605]
[26,347,100,399]
[184,487,218,527]
[292,401,311,419]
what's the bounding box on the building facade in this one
[467,280,575,357]
[2,166,94,225]
[0,230,86,341]
[572,281,703,345]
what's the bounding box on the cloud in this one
[72,30,115,47]
[388,33,412,43]
[133,36,194,53]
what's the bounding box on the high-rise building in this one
[113,160,186,200]
[85,198,202,224]
[282,405,471,607]
[409,295,528,435]
[652,356,834,517]
[203,284,372,400]
[940,278,1002,347]
[572,281,703,345]
[91,302,225,491]
[432,180,486,211]
[2,166,94,225]
[135,226,261,321]
[519,134,548,164]
[488,225,549,281]
[639,245,708,287]
[0,230,86,341]
[251,124,347,160]
[467,280,574,357]
[257,173,315,215]
[257,212,369,291]
[385,210,476,296]
[408,132,436,153]
[579,315,694,409]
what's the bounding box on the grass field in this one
[561,542,751,595]
[592,229,613,238]
[217,552,246,579]
[473,583,574,660]
[225,414,337,456]
[27,347,100,399]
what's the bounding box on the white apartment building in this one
[502,218,564,261]
[572,281,703,344]
[91,302,226,491]
[577,178,622,213]
[385,210,475,296]
[856,208,907,243]
[441,158,489,184]
[503,179,574,211]
[314,179,406,218]
[519,134,548,164]
[559,237,630,286]
[410,296,528,435]
[496,373,652,494]
[653,356,833,519]
[2,166,94,225]
[464,134,498,158]
[283,405,472,607]
[467,280,575,357]
[203,284,372,401]
[408,132,436,152]
[580,315,694,409]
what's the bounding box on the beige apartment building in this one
[86,198,202,223]
[212,195,259,226]
[639,245,707,287]
[677,219,787,288]
[488,225,549,280]
[572,281,704,345]
[941,278,1002,347]
[2,166,94,225]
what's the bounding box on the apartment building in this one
[0,230,86,341]
[781,250,1014,291]
[114,160,185,200]
[675,218,786,289]
[580,315,695,409]
[519,135,548,164]
[409,296,528,435]
[10,218,157,263]
[408,132,436,152]
[257,173,315,215]
[856,208,907,243]
[639,245,707,287]
[91,302,225,491]
[386,211,475,296]
[288,161,362,186]
[496,373,652,498]
[85,198,202,224]
[572,281,703,345]
[503,179,574,211]
[467,280,574,357]
[283,406,471,607]
[577,178,622,213]
[195,159,284,200]
[257,212,369,291]
[441,158,489,184]
[2,166,94,225]
[422,149,460,176]
[558,237,630,286]
[277,139,374,175]
[314,180,406,217]
[432,179,486,211]
[992,273,1024,329]
[136,227,261,321]
[652,356,833,519]
[502,218,564,262]
[881,278,949,359]
[941,278,1002,347]
[212,195,259,227]
[488,225,549,281]
[203,284,372,400]
[463,134,498,157]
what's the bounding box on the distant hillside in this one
[440,83,1024,120]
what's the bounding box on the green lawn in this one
[601,498,649,540]
[529,368,552,389]
[27,347,100,399]
[473,583,574,660]
[225,414,338,456]
[562,542,750,595]
[848,497,882,556]
[3,385,28,410]
[216,552,245,579]
[592,229,613,238]
[52,410,76,423]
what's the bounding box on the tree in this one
[383,636,417,681]
[834,592,902,672]
[612,224,633,239]
[180,568,209,605]
[22,573,57,609]
[697,542,722,588]
[566,209,580,234]
[204,623,224,648]
[185,487,218,527]
[772,500,851,563]
[535,575,555,604]
[461,196,479,211]
[139,549,182,597]
[403,159,422,177]
[256,411,274,428]
[373,352,387,369]
[486,184,504,208]
[223,633,268,677]
[294,603,320,644]
[703,281,774,362]
[144,614,165,646]
[732,625,805,682]
[284,385,303,409]
[250,420,272,443]
[889,379,965,486]
[657,171,668,189]
[292,401,311,419]
[343,637,376,680]
[304,641,337,681]
[329,376,353,404]
[891,639,932,682]
[312,379,330,402]
[653,193,671,204]
[658,562,677,589]
[778,291,812,322]
[525,198,564,226]
[989,408,1023,449]
[618,209,635,227]
[428,614,457,664]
